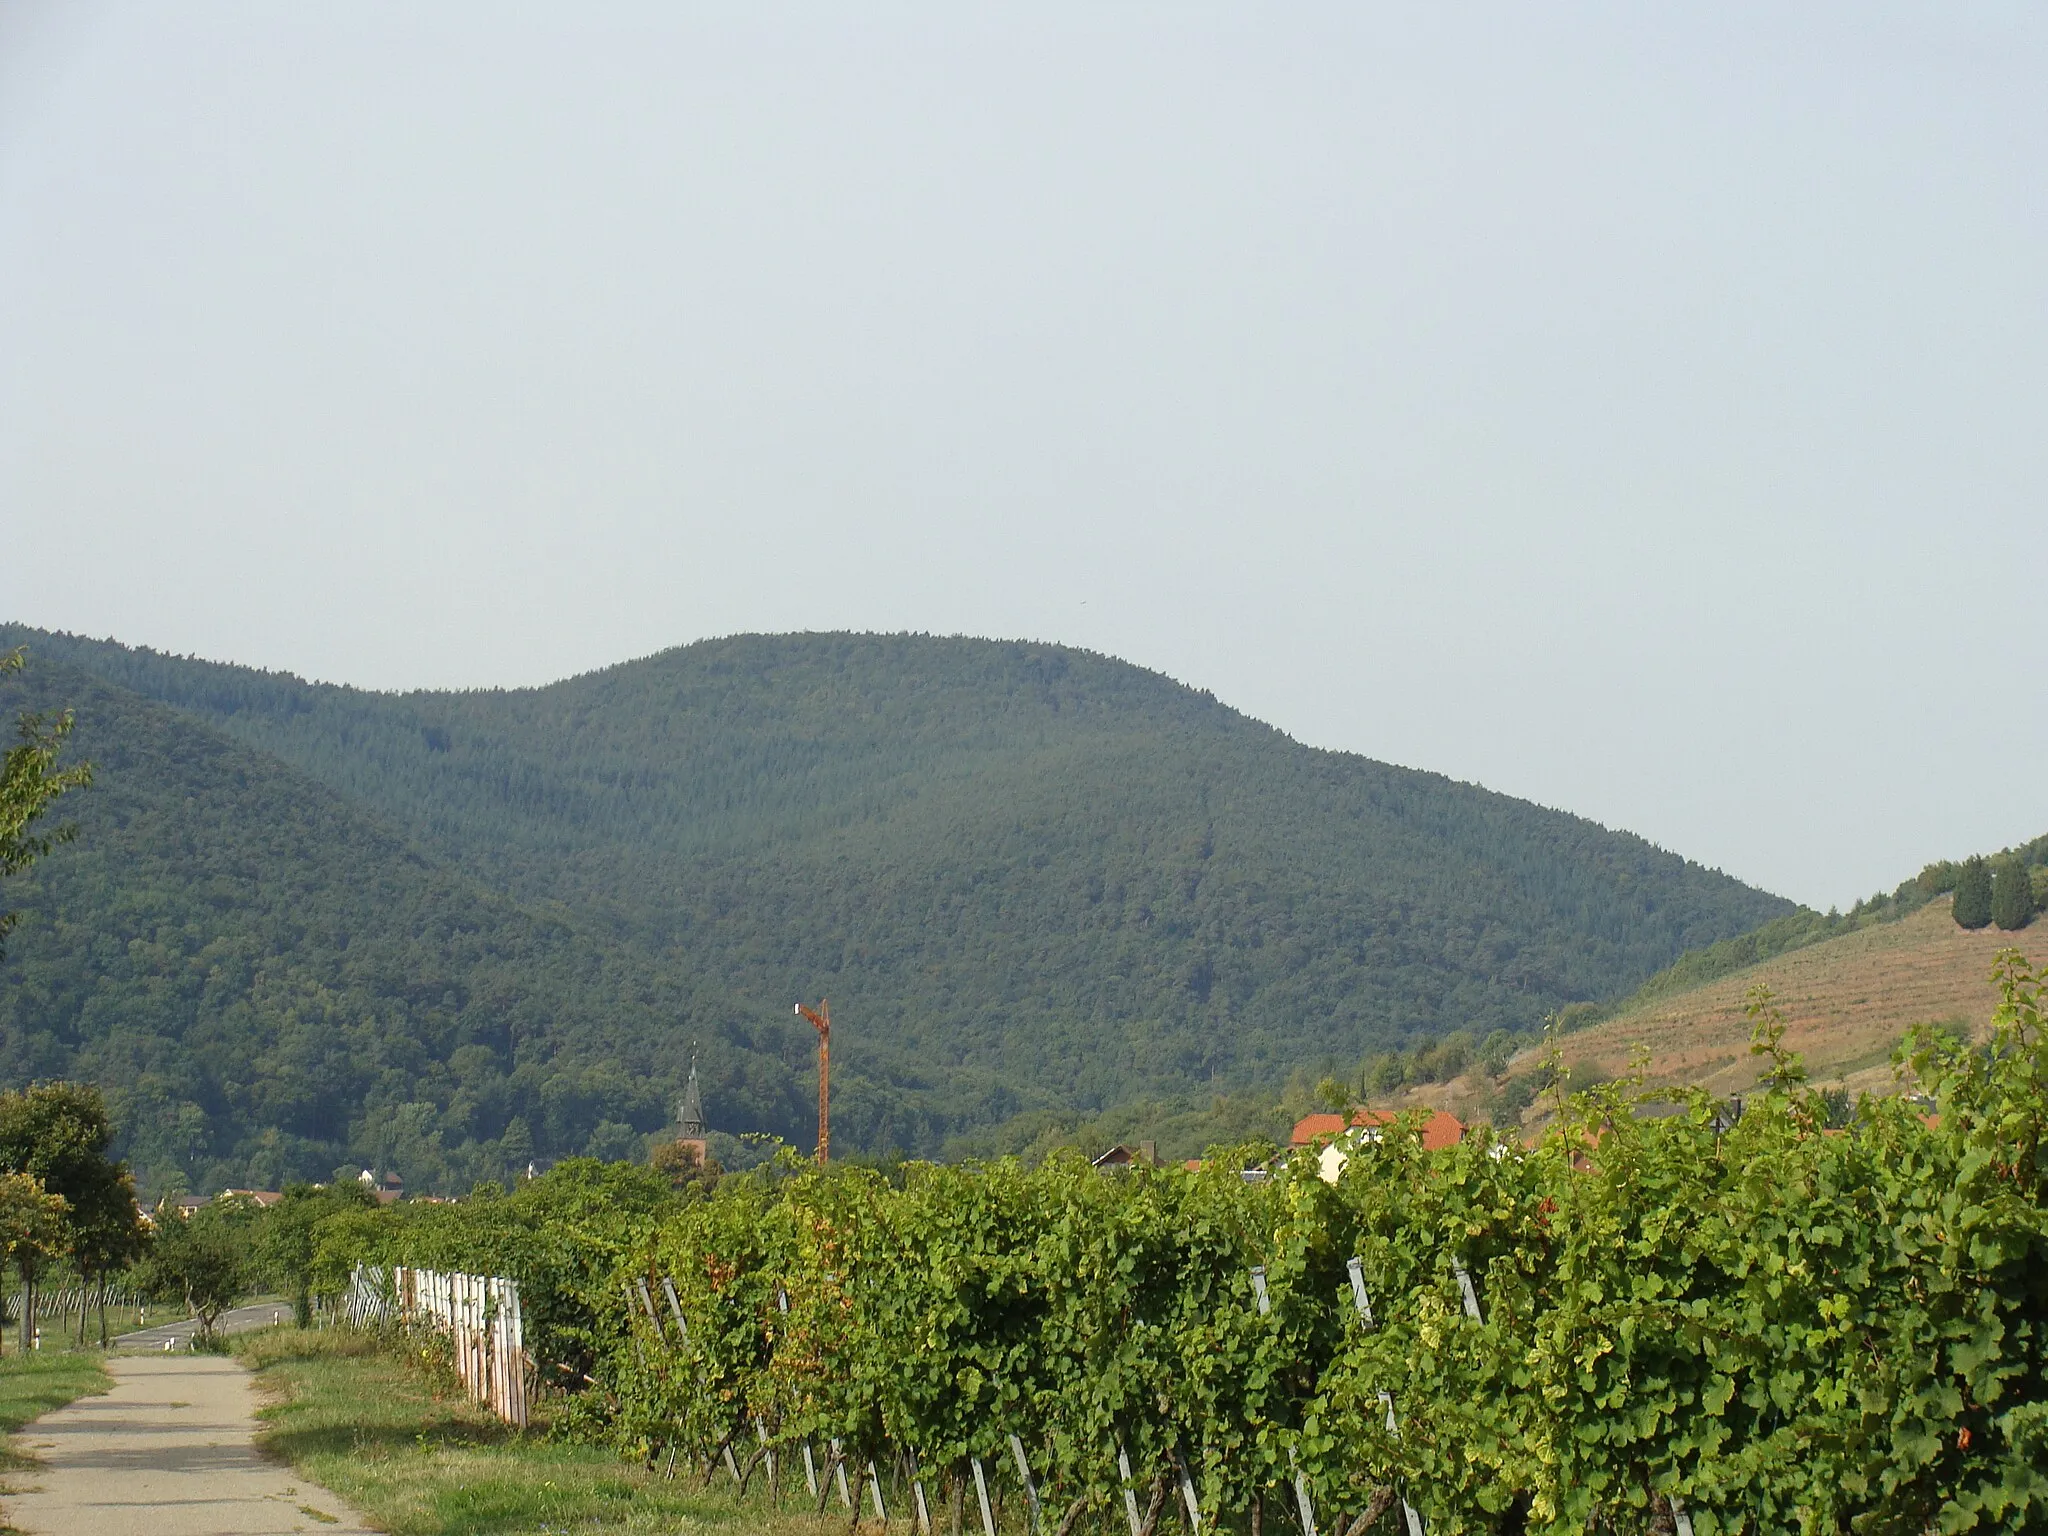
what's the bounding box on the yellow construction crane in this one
[794,999,830,1164]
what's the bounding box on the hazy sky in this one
[3,4,2043,910]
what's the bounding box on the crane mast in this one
[794,1000,831,1164]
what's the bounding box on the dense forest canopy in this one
[0,627,1791,1193]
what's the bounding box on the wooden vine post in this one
[1250,1267,1318,1536]
[972,1456,999,1536]
[1347,1255,1423,1536]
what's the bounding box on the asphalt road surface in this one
[113,1302,296,1352]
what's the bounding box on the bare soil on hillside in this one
[1382,899,2042,1128]
[1549,898,2037,1097]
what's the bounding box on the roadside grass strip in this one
[0,1351,112,1475]
[0,1350,115,1536]
[240,1329,841,1536]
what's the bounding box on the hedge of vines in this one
[398,956,2048,1535]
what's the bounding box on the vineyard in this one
[334,957,2048,1536]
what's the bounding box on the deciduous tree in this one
[0,1172,66,1355]
[0,1082,143,1349]
[143,1198,256,1342]
[256,1181,378,1326]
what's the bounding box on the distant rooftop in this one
[1291,1107,1465,1152]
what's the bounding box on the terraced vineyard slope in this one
[1377,898,2044,1133]
[1544,897,2035,1098]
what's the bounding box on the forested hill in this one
[0,657,834,1197]
[2,627,1792,1189]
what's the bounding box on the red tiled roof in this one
[1290,1108,1464,1152]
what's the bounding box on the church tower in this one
[675,1059,707,1163]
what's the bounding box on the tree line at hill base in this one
[1071,826,2048,1161]
[0,1073,721,1352]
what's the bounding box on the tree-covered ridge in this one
[0,628,1791,1190]
[0,660,845,1196]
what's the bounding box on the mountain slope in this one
[3,627,1794,1182]
[0,658,829,1195]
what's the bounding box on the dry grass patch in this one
[1366,902,2045,1133]
[1550,901,2034,1098]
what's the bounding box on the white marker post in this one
[869,1462,889,1523]
[1378,1393,1425,1536]
[756,1418,777,1500]
[909,1449,934,1534]
[660,1277,690,1341]
[1345,1256,1374,1328]
[1176,1460,1202,1533]
[831,1438,855,1508]
[1450,1261,1483,1324]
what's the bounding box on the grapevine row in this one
[390,956,2048,1535]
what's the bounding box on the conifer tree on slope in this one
[1952,854,1994,930]
[1990,856,2036,932]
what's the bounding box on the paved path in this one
[1,1353,374,1535]
[113,1303,297,1352]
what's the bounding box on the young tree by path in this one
[0,1172,67,1356]
[144,1198,256,1342]
[0,1083,145,1350]
[0,648,93,961]
[70,1190,147,1347]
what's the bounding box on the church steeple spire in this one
[677,1057,705,1140]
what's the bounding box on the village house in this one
[1289,1107,1465,1183]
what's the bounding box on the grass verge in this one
[0,1350,112,1456]
[0,1349,115,1528]
[238,1328,841,1536]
